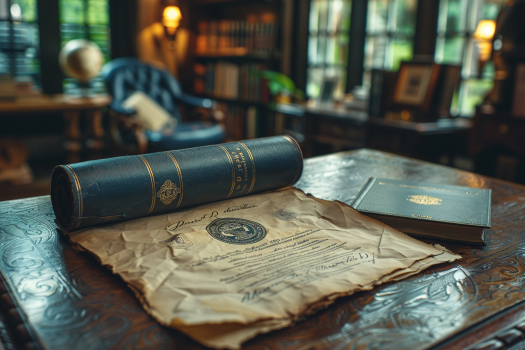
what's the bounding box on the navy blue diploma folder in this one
[51,136,303,231]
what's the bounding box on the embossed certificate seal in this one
[206,218,267,245]
[157,180,181,205]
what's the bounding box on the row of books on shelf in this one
[216,103,284,141]
[196,20,279,56]
[193,62,270,103]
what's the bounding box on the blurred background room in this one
[1,0,524,201]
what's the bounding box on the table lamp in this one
[162,5,182,50]
[474,20,496,76]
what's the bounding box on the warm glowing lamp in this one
[474,20,496,41]
[474,20,496,75]
[162,6,182,36]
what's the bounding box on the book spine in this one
[51,136,303,231]
[350,177,377,209]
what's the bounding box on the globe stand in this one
[64,79,104,98]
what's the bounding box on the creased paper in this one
[68,188,460,349]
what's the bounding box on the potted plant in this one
[257,71,304,104]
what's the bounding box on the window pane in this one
[317,34,327,65]
[364,0,415,79]
[459,79,493,116]
[0,17,40,84]
[307,0,352,97]
[390,0,417,35]
[317,0,329,33]
[364,35,387,69]
[87,0,108,26]
[437,0,468,33]
[309,1,319,33]
[59,0,111,92]
[367,0,389,34]
[326,34,349,66]
[308,36,318,65]
[324,66,346,98]
[15,0,37,23]
[60,1,85,24]
[335,34,349,66]
[0,0,7,20]
[339,0,352,32]
[386,37,412,70]
[307,67,323,97]
[435,36,464,64]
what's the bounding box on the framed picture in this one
[512,63,525,118]
[318,77,338,106]
[392,61,441,112]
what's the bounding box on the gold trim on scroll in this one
[139,155,156,214]
[66,165,83,229]
[218,145,236,198]
[165,152,184,208]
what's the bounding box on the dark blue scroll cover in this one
[51,136,303,231]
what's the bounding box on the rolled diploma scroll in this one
[51,136,303,231]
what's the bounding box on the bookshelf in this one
[188,0,294,142]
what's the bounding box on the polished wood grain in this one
[0,94,111,164]
[0,95,110,114]
[2,149,525,349]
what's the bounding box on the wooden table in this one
[0,94,111,163]
[1,149,525,350]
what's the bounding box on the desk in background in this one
[0,94,111,163]
[470,106,525,184]
[277,104,472,164]
[1,149,525,349]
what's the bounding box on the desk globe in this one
[59,39,104,96]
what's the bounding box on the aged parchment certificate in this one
[68,188,460,349]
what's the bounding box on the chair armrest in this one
[180,93,214,109]
[109,101,135,115]
[108,110,148,155]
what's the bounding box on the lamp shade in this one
[162,6,182,29]
[474,20,496,40]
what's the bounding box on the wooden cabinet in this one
[470,106,525,183]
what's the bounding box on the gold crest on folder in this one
[407,195,442,205]
[157,180,181,205]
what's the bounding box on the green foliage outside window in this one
[15,0,37,22]
[436,0,506,117]
[59,0,110,62]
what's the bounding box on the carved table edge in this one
[0,269,43,350]
[428,298,525,350]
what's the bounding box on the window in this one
[59,0,110,60]
[363,0,417,86]
[0,0,40,85]
[306,0,352,98]
[59,0,110,92]
[305,0,417,98]
[435,0,505,116]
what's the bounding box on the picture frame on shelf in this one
[318,77,338,107]
[391,61,441,112]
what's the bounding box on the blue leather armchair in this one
[102,58,224,153]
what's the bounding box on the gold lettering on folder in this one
[407,195,442,205]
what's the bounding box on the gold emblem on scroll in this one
[407,195,442,205]
[157,180,181,205]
